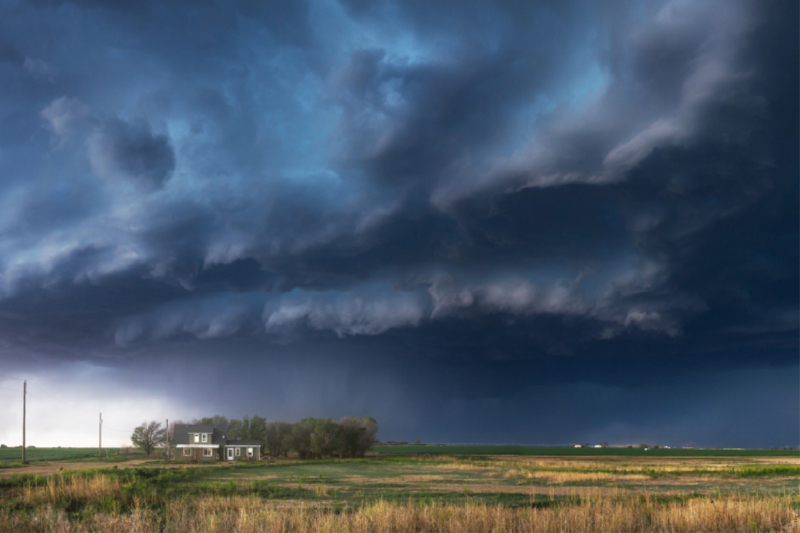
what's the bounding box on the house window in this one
[203,448,213,457]
[194,434,199,443]
[235,447,241,456]
[201,434,207,443]
[247,447,253,457]
[183,448,191,457]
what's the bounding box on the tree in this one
[289,418,315,459]
[227,419,243,440]
[131,421,166,457]
[240,416,251,440]
[249,415,268,452]
[339,416,378,458]
[196,415,228,426]
[339,417,364,458]
[266,421,292,458]
[310,418,341,458]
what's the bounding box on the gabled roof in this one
[173,424,228,446]
[179,424,226,433]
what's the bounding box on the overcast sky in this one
[0,0,796,448]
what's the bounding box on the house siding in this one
[187,432,213,444]
[176,447,219,462]
[224,446,261,461]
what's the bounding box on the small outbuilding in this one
[223,439,261,461]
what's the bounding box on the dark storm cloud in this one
[87,118,175,189]
[0,0,796,446]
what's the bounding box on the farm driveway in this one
[0,460,214,478]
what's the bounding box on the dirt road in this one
[0,460,214,478]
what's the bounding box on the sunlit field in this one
[1,451,798,532]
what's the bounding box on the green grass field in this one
[372,445,799,457]
[0,447,123,466]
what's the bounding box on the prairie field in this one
[0,447,125,467]
[0,452,797,532]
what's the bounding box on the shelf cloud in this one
[0,0,795,447]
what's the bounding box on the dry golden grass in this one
[22,475,123,506]
[2,454,797,533]
[1,491,798,533]
[503,468,649,483]
[493,456,797,472]
[397,474,446,482]
[432,462,494,471]
[423,483,623,496]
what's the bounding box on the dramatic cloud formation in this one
[0,0,796,447]
[87,118,175,189]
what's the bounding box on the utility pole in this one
[166,418,169,461]
[22,380,26,463]
[99,413,102,460]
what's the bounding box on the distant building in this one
[172,424,261,462]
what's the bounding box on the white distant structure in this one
[593,444,602,448]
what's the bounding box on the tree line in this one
[133,415,377,459]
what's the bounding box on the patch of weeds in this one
[92,496,119,514]
[736,465,799,477]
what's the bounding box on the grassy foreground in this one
[0,454,797,532]
[1,487,797,533]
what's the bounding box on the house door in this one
[227,448,234,461]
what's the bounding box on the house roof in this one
[173,424,229,446]
[178,424,227,433]
[227,439,262,446]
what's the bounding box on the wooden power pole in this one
[99,413,102,460]
[166,418,169,461]
[22,380,26,463]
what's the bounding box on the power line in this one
[1,377,140,446]
[0,379,63,403]
[25,390,62,403]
